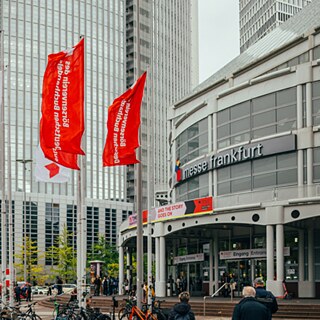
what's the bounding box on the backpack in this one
[174,313,190,320]
[256,292,278,314]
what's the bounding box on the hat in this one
[254,277,265,286]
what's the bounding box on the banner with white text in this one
[39,38,85,170]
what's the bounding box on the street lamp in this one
[16,159,32,282]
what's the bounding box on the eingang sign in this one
[175,134,296,184]
[219,247,290,260]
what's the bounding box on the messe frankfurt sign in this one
[175,134,296,184]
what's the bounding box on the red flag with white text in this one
[39,38,85,169]
[103,72,147,166]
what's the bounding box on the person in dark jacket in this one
[232,286,270,320]
[168,291,195,320]
[254,277,278,315]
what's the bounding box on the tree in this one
[14,236,47,284]
[46,225,77,283]
[91,235,119,277]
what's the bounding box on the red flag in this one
[103,72,147,166]
[39,38,85,169]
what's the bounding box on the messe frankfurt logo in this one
[45,162,60,178]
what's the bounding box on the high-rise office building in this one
[240,0,312,52]
[0,0,133,278]
[0,0,199,279]
[125,0,199,209]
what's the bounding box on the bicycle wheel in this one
[120,313,135,320]
[29,315,43,320]
[118,307,126,320]
[96,314,111,320]
[155,311,167,320]
[119,311,131,320]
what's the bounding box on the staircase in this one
[39,295,320,319]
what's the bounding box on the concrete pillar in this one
[155,237,160,283]
[299,227,315,297]
[266,225,274,283]
[158,236,166,297]
[118,245,124,295]
[276,224,284,282]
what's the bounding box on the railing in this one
[203,283,235,317]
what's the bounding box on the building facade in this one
[240,0,312,52]
[119,0,320,298]
[0,0,133,280]
[125,0,199,209]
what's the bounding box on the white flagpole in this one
[135,0,144,309]
[77,35,86,307]
[7,63,13,305]
[0,30,7,303]
[146,64,153,308]
[6,0,14,304]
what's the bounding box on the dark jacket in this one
[232,297,271,320]
[255,287,278,314]
[168,302,195,320]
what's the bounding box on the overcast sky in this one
[198,0,240,83]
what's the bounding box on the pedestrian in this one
[254,278,278,316]
[56,276,63,295]
[168,291,195,320]
[14,283,21,304]
[26,284,32,302]
[94,276,101,296]
[232,286,270,320]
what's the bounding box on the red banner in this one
[103,72,147,166]
[40,38,85,169]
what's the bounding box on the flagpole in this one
[7,0,14,304]
[0,29,8,303]
[135,0,144,309]
[146,64,153,308]
[7,63,13,305]
[77,35,86,308]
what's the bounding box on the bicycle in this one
[120,300,167,320]
[118,297,136,320]
[17,301,42,320]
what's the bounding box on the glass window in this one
[230,101,250,120]
[231,177,251,193]
[253,110,276,128]
[253,172,277,189]
[278,153,296,169]
[231,162,251,178]
[278,169,297,185]
[253,157,276,173]
[252,93,275,113]
[231,118,250,134]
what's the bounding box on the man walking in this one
[168,291,195,320]
[232,286,270,320]
[254,278,278,316]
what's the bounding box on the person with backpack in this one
[232,286,270,320]
[254,277,278,316]
[168,291,195,320]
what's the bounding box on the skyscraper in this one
[0,0,199,280]
[125,0,199,208]
[240,0,312,52]
[0,0,132,278]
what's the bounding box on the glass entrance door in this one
[226,260,252,296]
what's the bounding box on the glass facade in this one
[0,0,134,272]
[217,87,297,149]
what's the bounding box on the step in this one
[38,295,320,319]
